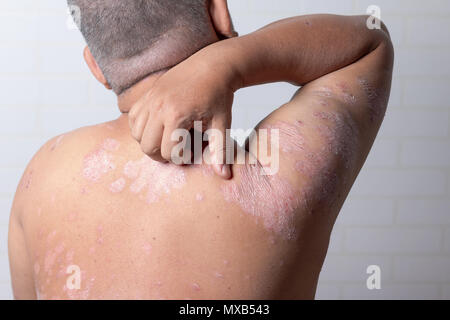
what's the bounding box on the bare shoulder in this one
[11,121,124,221]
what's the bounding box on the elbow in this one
[375,18,393,47]
[379,20,391,40]
[379,20,394,54]
[365,17,395,68]
[379,20,395,69]
[361,15,393,46]
[357,15,395,66]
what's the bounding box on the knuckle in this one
[129,113,136,125]
[170,108,184,122]
[129,106,140,119]
[131,128,141,141]
[148,153,167,164]
[161,149,172,161]
[153,100,164,113]
[140,139,156,156]
[149,146,161,157]
[141,144,154,156]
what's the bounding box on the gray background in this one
[0,0,449,299]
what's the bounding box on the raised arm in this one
[128,14,393,180]
[216,14,391,89]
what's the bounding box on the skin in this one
[8,4,394,300]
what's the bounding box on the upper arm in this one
[252,25,394,213]
[7,128,100,300]
[7,133,71,300]
[8,188,36,300]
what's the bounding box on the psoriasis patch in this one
[142,242,152,255]
[103,123,115,130]
[312,110,359,170]
[225,113,358,229]
[196,193,204,201]
[109,177,126,193]
[47,230,57,243]
[319,98,330,107]
[264,120,305,153]
[295,110,358,208]
[123,156,186,204]
[312,86,334,98]
[222,162,299,240]
[195,164,214,177]
[66,250,74,263]
[336,82,357,105]
[96,225,104,245]
[222,120,332,239]
[102,138,121,152]
[21,170,33,190]
[50,135,65,151]
[358,77,386,122]
[82,139,120,183]
[44,242,65,275]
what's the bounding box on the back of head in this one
[68,0,216,94]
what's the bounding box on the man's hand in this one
[128,49,237,179]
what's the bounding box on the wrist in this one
[205,38,245,93]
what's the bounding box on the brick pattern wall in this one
[0,0,449,299]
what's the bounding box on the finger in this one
[130,107,150,143]
[140,117,166,163]
[161,120,191,165]
[128,97,145,130]
[209,114,231,179]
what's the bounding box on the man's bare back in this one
[8,8,394,300]
[9,113,332,300]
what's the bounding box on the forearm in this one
[211,14,391,90]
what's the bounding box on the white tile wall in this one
[345,227,442,254]
[0,0,449,300]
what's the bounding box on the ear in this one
[209,0,238,39]
[83,46,112,90]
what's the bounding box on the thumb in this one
[209,114,231,180]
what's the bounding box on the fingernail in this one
[221,164,231,179]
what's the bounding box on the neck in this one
[117,71,167,113]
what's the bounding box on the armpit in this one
[357,77,388,123]
[221,162,300,241]
[221,107,360,240]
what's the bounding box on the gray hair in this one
[68,0,215,94]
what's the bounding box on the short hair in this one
[67,0,214,94]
